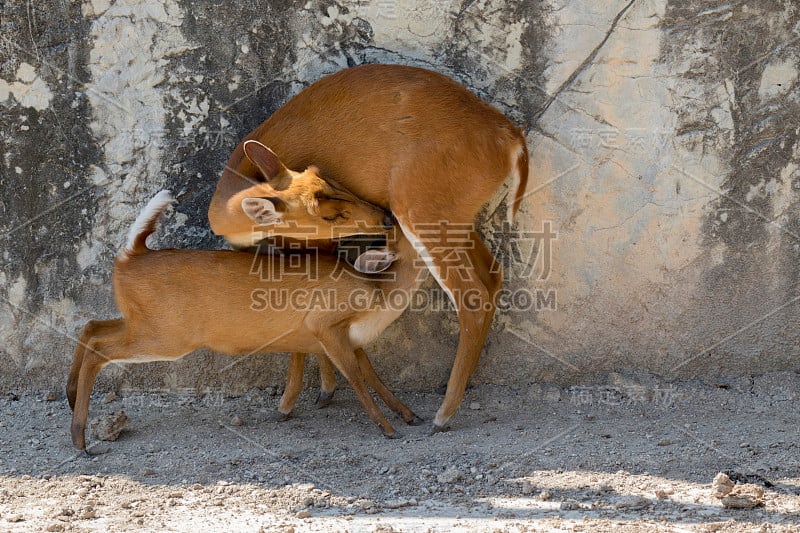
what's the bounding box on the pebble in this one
[45,524,64,532]
[437,467,461,484]
[90,410,129,441]
[356,499,376,511]
[102,391,118,404]
[654,487,674,499]
[469,402,481,410]
[141,468,156,477]
[44,391,57,402]
[597,483,613,493]
[711,472,735,498]
[85,444,111,456]
[521,481,534,495]
[294,510,311,519]
[384,498,417,509]
[613,496,650,510]
[231,415,245,427]
[538,490,552,501]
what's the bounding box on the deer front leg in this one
[313,326,397,437]
[355,348,423,426]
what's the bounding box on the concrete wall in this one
[1,0,798,394]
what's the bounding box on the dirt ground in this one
[1,370,799,532]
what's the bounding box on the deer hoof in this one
[429,423,451,435]
[315,390,334,408]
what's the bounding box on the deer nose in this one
[382,212,395,230]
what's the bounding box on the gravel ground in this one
[1,371,799,531]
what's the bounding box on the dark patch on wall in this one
[0,1,101,310]
[660,1,800,253]
[162,0,305,248]
[659,0,800,374]
[441,1,551,132]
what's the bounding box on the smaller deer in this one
[68,188,423,450]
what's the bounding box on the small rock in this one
[711,472,735,498]
[720,485,765,509]
[141,468,156,477]
[384,499,417,509]
[356,499,376,511]
[437,467,461,484]
[521,481,534,495]
[538,490,552,501]
[703,521,735,532]
[45,524,64,532]
[102,391,118,404]
[7,515,24,522]
[597,483,613,493]
[85,443,111,456]
[79,510,96,520]
[230,415,244,427]
[44,391,57,402]
[560,500,581,510]
[294,510,311,519]
[468,402,481,410]
[90,410,128,441]
[654,486,674,499]
[613,496,650,510]
[657,438,671,446]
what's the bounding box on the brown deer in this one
[67,189,425,450]
[209,64,529,431]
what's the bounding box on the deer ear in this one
[243,140,290,186]
[352,248,398,274]
[242,197,283,225]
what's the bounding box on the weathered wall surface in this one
[1,0,798,395]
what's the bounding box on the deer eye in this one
[323,213,346,222]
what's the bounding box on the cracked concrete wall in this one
[0,0,798,395]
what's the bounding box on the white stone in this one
[15,63,37,83]
[759,58,798,100]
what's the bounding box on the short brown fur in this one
[209,64,529,428]
[67,196,424,450]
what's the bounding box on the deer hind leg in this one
[277,353,337,419]
[71,320,131,450]
[397,218,498,432]
[355,348,423,425]
[70,327,189,450]
[277,352,307,418]
[68,319,124,411]
[315,354,337,408]
[313,326,397,437]
[468,230,504,348]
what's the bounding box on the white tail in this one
[123,190,175,257]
